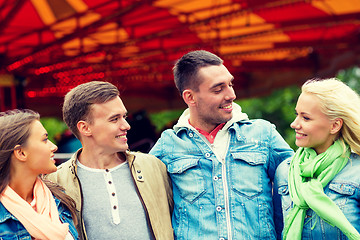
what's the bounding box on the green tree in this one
[235,86,300,150]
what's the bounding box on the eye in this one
[111,117,119,122]
[303,116,310,121]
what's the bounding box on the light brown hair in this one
[63,81,119,139]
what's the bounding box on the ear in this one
[13,145,27,162]
[77,120,92,137]
[330,118,343,135]
[182,89,196,106]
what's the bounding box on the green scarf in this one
[283,140,360,240]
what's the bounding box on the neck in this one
[78,147,126,169]
[9,173,36,204]
[189,118,217,133]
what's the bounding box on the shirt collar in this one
[189,120,225,144]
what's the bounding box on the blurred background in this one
[1,0,360,162]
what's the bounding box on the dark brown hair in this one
[173,50,223,94]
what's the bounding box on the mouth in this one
[115,135,127,139]
[220,103,233,110]
[295,132,307,138]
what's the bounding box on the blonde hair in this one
[302,78,360,155]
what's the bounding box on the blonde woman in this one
[0,109,78,240]
[276,78,360,239]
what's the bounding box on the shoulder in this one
[334,153,360,183]
[233,119,275,132]
[232,119,283,144]
[275,157,291,182]
[45,156,76,185]
[131,151,159,161]
[238,118,273,126]
[129,151,165,169]
[0,202,24,236]
[0,202,14,223]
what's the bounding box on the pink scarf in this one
[1,177,69,240]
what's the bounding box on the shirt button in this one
[205,153,211,158]
[138,175,143,179]
[219,238,225,240]
[213,176,218,181]
[189,132,194,137]
[137,170,141,173]
[216,206,222,211]
[113,205,117,210]
[108,181,112,184]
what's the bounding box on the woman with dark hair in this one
[0,109,78,240]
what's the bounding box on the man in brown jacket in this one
[46,81,173,240]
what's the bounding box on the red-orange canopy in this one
[1,0,360,116]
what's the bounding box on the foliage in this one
[40,117,68,144]
[235,86,300,150]
[337,66,360,94]
[149,108,184,133]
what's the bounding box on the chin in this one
[46,167,58,174]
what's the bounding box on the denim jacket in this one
[150,104,294,240]
[276,152,360,240]
[0,196,79,240]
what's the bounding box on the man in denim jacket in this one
[150,50,294,240]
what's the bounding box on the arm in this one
[268,125,294,239]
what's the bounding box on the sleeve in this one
[149,138,162,156]
[268,125,294,239]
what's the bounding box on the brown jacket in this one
[46,149,174,240]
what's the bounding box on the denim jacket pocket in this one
[168,158,206,203]
[230,152,266,198]
[328,182,356,208]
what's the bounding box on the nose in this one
[121,118,131,131]
[225,86,236,101]
[290,117,299,129]
[50,140,58,152]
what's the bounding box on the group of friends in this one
[0,50,359,240]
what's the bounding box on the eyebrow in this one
[209,78,234,90]
[108,112,127,120]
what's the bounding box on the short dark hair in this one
[173,50,223,94]
[63,81,119,139]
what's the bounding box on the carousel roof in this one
[1,0,360,116]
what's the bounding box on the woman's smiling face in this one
[290,93,338,154]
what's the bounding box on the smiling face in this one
[290,92,340,154]
[22,120,58,176]
[86,96,131,154]
[186,64,236,132]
